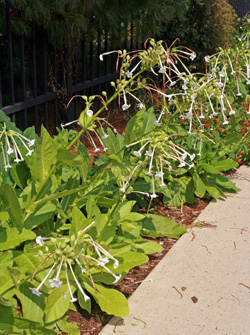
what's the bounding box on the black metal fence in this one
[0,1,135,134]
[228,0,250,18]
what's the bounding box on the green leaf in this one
[208,174,240,193]
[120,221,142,239]
[223,132,242,145]
[83,278,129,317]
[0,297,15,308]
[45,285,71,323]
[111,201,136,222]
[56,315,80,335]
[36,126,57,183]
[61,177,80,213]
[203,180,224,199]
[0,228,36,251]
[57,148,84,167]
[211,158,238,171]
[7,267,20,289]
[198,163,221,174]
[132,240,163,254]
[0,184,23,227]
[77,289,91,314]
[115,251,148,273]
[142,107,156,135]
[70,207,87,237]
[10,162,30,190]
[142,214,186,239]
[0,251,13,271]
[193,173,206,198]
[15,283,45,323]
[21,202,56,230]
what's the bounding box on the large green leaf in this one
[0,227,36,251]
[57,148,84,167]
[83,278,129,317]
[21,202,56,230]
[132,239,163,254]
[193,173,206,198]
[203,180,225,199]
[36,126,57,183]
[115,251,148,273]
[16,283,45,323]
[142,107,156,135]
[208,174,240,193]
[142,214,186,239]
[0,184,23,227]
[211,158,238,172]
[61,176,80,213]
[0,251,13,270]
[110,201,136,222]
[70,207,88,237]
[45,285,71,323]
[10,162,30,190]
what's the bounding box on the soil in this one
[61,109,211,335]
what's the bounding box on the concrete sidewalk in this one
[100,165,250,335]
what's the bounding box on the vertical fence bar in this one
[97,40,101,109]
[52,52,58,133]
[5,0,15,123]
[42,30,48,130]
[0,73,2,109]
[66,48,73,125]
[20,35,27,129]
[74,53,78,119]
[89,41,94,96]
[31,24,38,132]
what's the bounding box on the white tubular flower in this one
[150,176,158,199]
[90,237,119,268]
[236,80,242,96]
[86,104,93,117]
[35,236,50,246]
[97,257,109,267]
[5,134,13,155]
[206,93,218,116]
[97,261,121,284]
[158,55,166,74]
[29,263,56,297]
[88,134,100,153]
[122,89,131,111]
[119,165,139,193]
[126,60,142,78]
[190,52,196,61]
[65,267,77,303]
[197,140,202,156]
[94,130,108,153]
[49,258,64,288]
[69,263,90,302]
[75,258,86,273]
[4,140,12,169]
[154,108,165,127]
[145,146,155,177]
[204,56,210,63]
[99,50,119,61]
[178,161,186,168]
[133,141,150,157]
[159,159,166,187]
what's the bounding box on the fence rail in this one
[0,0,129,134]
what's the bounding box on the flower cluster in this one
[0,125,35,170]
[30,223,121,302]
